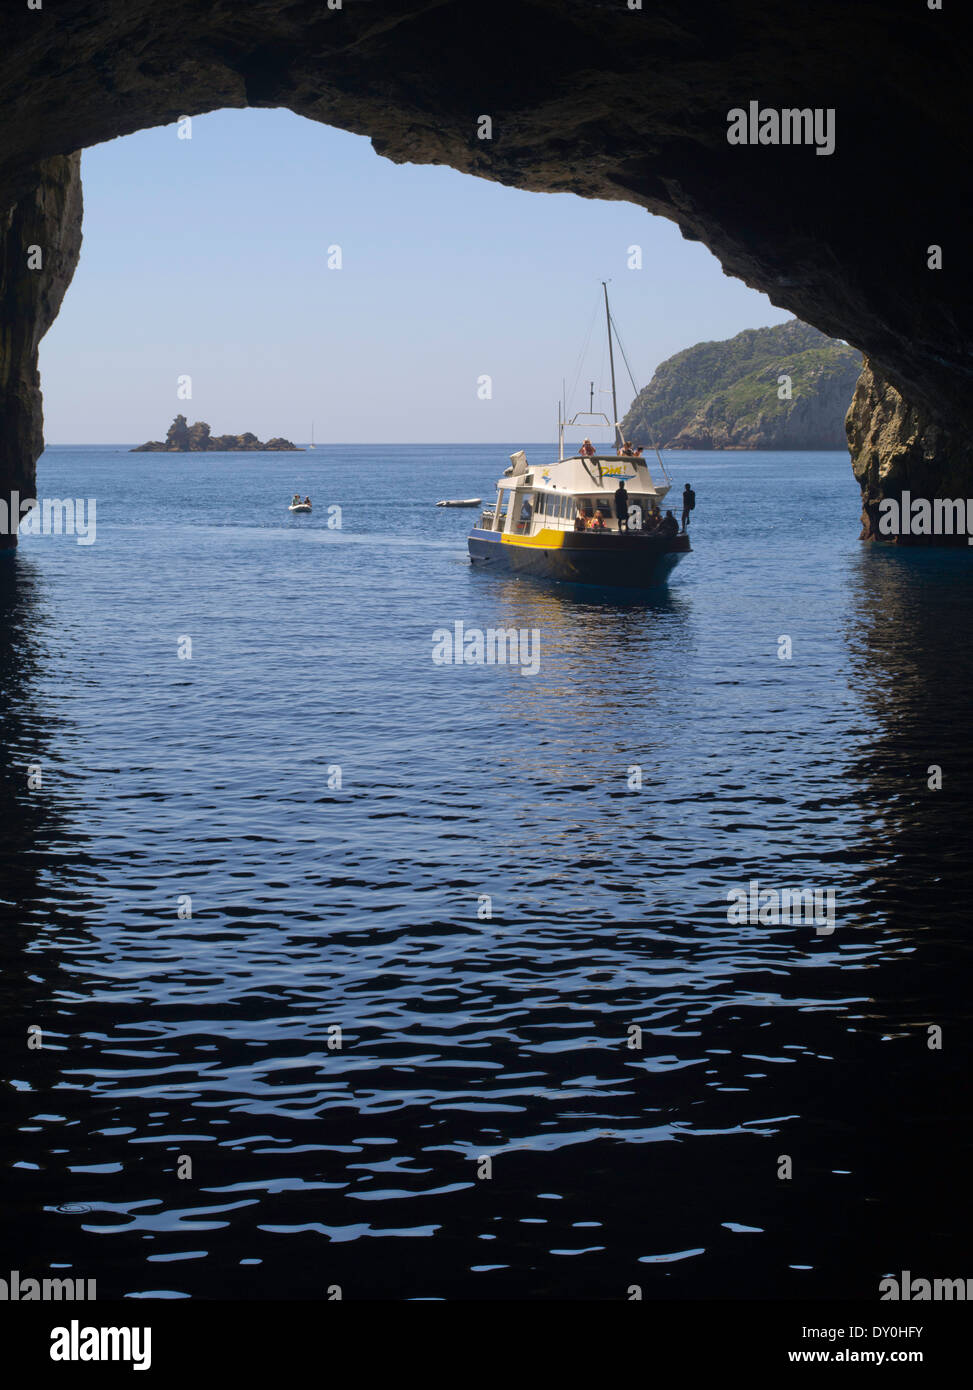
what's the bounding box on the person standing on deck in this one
[681,482,696,532]
[614,481,630,533]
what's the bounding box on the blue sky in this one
[40,108,791,444]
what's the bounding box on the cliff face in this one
[848,361,973,545]
[622,320,861,450]
[0,155,82,546]
[0,2,969,541]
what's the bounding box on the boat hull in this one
[467,527,689,589]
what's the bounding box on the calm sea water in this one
[1,444,971,1300]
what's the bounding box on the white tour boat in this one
[468,284,690,589]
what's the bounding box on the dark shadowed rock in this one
[187,420,211,450]
[0,154,82,546]
[166,414,191,451]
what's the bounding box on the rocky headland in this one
[621,320,861,451]
[132,416,300,452]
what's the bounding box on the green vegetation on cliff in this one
[620,319,861,450]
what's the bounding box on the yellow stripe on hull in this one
[500,529,569,550]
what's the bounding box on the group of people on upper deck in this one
[578,438,644,459]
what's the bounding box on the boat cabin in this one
[478,450,671,537]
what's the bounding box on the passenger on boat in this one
[590,512,606,531]
[303,496,311,507]
[573,510,587,532]
[661,509,679,538]
[292,494,301,505]
[645,502,662,530]
[579,439,596,458]
[614,481,630,533]
[681,482,696,531]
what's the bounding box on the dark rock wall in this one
[0,154,82,546]
[848,361,973,545]
[0,1,968,539]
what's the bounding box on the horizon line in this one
[39,441,851,451]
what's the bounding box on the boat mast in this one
[602,281,622,451]
[561,377,566,459]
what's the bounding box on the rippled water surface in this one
[1,445,971,1299]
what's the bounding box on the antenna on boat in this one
[602,281,622,450]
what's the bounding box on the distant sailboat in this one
[309,421,315,449]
